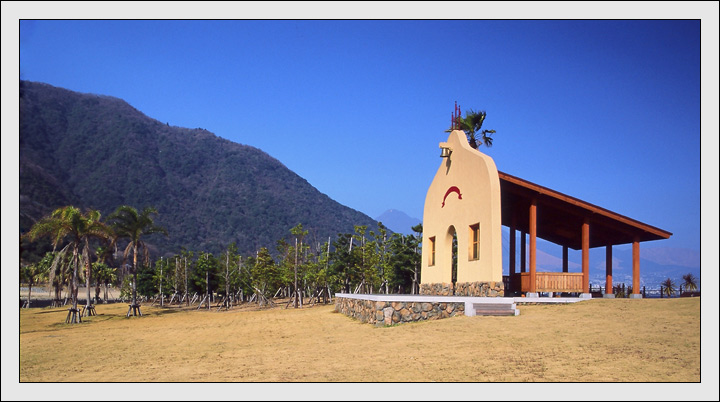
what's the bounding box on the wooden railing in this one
[519,272,584,293]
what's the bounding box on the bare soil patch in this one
[18,297,700,383]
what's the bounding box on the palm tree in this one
[96,239,117,269]
[94,241,117,303]
[108,206,167,315]
[682,273,698,294]
[447,109,497,149]
[92,262,117,303]
[46,251,72,305]
[25,206,113,322]
[661,278,677,298]
[79,209,112,314]
[20,258,50,308]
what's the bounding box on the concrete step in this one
[473,302,519,316]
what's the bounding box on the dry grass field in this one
[16,296,703,384]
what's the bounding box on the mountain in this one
[376,209,422,235]
[19,80,378,260]
[639,247,701,268]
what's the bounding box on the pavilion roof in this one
[498,171,672,250]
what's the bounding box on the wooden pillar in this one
[632,238,641,297]
[562,245,569,273]
[582,220,590,294]
[529,199,537,293]
[605,245,613,296]
[509,223,516,293]
[520,231,526,273]
[509,224,516,274]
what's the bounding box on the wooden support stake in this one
[126,304,142,317]
[66,308,82,324]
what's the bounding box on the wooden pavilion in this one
[499,171,672,297]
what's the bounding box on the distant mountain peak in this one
[640,247,701,268]
[376,209,421,235]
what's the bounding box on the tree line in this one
[21,204,423,321]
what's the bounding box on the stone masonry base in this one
[420,281,505,297]
[335,294,466,327]
[334,292,593,326]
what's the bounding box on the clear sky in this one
[7,4,718,257]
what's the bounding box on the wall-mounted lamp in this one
[439,142,452,158]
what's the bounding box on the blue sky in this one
[16,18,709,252]
[6,5,718,257]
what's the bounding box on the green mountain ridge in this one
[19,80,378,259]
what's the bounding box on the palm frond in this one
[121,242,134,273]
[48,244,71,285]
[141,242,151,267]
[682,273,698,291]
[444,108,497,149]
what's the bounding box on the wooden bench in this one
[473,302,518,316]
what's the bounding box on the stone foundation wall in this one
[419,282,454,296]
[420,281,504,297]
[335,297,465,327]
[455,281,504,297]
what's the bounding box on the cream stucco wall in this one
[421,130,503,285]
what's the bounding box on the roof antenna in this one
[452,101,461,130]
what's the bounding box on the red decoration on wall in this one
[442,186,462,208]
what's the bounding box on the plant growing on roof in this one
[446,105,497,149]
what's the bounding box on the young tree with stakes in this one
[290,223,309,308]
[21,255,51,308]
[108,206,167,317]
[25,206,113,322]
[93,261,117,303]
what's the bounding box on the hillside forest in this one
[19,80,379,264]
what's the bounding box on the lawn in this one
[16,297,702,384]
